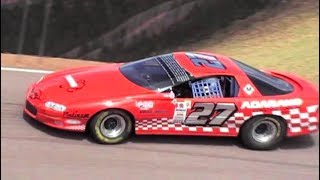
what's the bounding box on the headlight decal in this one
[65,119,81,125]
[45,101,66,112]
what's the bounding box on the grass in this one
[180,0,319,84]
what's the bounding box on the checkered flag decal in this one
[135,105,319,136]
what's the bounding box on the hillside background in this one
[2,0,278,60]
[1,0,318,82]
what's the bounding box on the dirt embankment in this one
[1,53,104,71]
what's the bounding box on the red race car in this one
[24,52,319,150]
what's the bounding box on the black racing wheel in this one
[240,116,286,150]
[88,110,133,144]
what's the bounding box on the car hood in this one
[34,64,153,104]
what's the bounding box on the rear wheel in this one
[89,110,133,144]
[240,116,286,150]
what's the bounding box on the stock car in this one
[24,52,319,150]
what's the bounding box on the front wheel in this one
[240,116,286,150]
[88,110,133,144]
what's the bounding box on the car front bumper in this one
[24,85,86,132]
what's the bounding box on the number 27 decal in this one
[184,102,237,126]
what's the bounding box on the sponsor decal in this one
[29,88,41,99]
[140,110,152,113]
[54,120,63,125]
[63,111,90,119]
[172,100,191,108]
[243,84,254,95]
[173,108,187,123]
[241,98,303,109]
[154,109,167,114]
[136,101,154,110]
[140,109,167,114]
[173,100,192,123]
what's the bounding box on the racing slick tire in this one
[88,110,133,144]
[240,116,286,150]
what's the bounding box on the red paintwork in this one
[24,52,319,137]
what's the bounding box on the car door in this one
[170,75,242,127]
[135,75,246,134]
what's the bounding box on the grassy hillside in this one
[180,0,319,84]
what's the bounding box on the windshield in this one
[120,54,191,91]
[233,59,293,95]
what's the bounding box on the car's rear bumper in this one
[286,105,319,137]
[287,121,319,137]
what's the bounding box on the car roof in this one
[173,51,245,78]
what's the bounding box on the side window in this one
[172,76,239,98]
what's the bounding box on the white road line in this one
[1,67,53,74]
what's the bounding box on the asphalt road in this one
[1,70,319,180]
